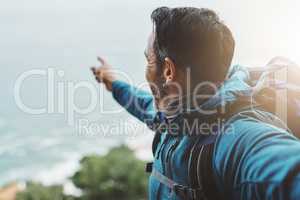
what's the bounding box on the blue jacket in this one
[111,65,300,200]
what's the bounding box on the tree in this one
[71,145,148,200]
[16,182,75,200]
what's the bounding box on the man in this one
[91,7,300,200]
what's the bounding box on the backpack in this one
[146,57,300,200]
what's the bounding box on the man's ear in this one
[163,57,176,83]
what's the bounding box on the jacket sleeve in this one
[111,80,156,124]
[214,118,300,200]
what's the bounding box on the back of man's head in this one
[151,7,235,84]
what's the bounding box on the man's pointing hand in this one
[90,56,117,91]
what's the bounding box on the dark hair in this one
[151,7,235,83]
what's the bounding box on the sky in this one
[1,0,300,129]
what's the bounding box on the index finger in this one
[97,56,107,65]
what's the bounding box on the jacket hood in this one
[201,64,254,111]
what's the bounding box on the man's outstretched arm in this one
[91,56,156,123]
[111,80,155,123]
[215,119,300,200]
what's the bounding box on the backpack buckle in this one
[173,184,203,200]
[145,162,153,173]
[173,184,189,198]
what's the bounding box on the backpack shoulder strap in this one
[152,131,161,156]
[198,142,219,199]
[188,136,218,200]
[150,111,168,156]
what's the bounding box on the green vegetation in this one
[16,145,148,200]
[15,182,75,200]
